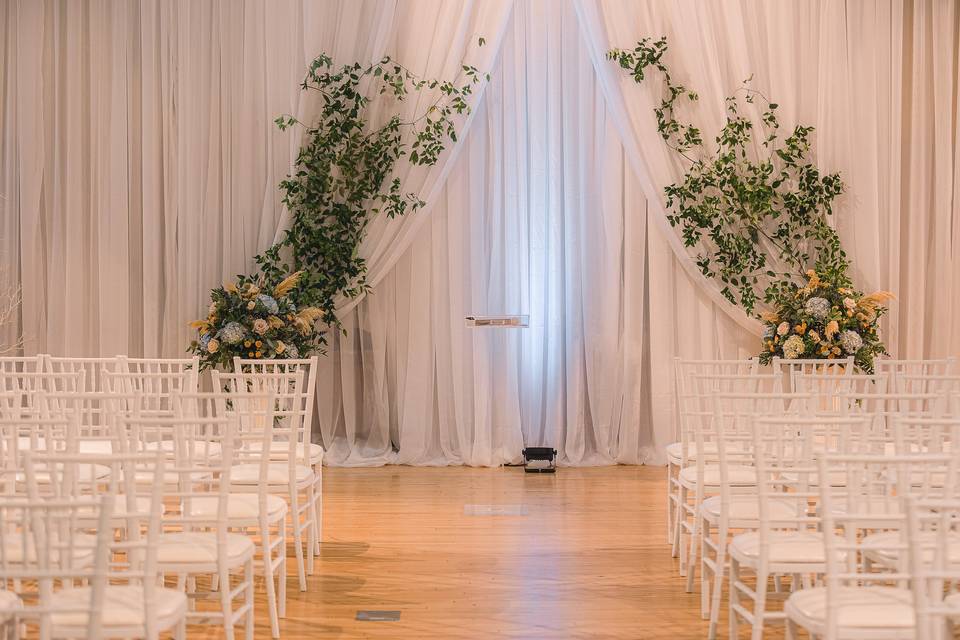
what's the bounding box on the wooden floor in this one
[204,465,779,639]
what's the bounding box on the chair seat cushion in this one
[700,495,797,523]
[50,585,186,628]
[144,440,223,458]
[187,494,288,520]
[785,586,914,630]
[778,469,849,487]
[666,442,717,463]
[679,464,755,487]
[245,441,324,464]
[157,532,254,565]
[0,590,20,618]
[230,463,313,484]
[863,530,960,567]
[730,531,839,564]
[0,532,96,564]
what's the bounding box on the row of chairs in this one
[0,354,321,639]
[666,356,960,639]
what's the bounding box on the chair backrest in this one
[0,413,76,498]
[819,453,958,640]
[103,370,194,416]
[890,416,960,455]
[214,369,309,466]
[905,497,960,640]
[42,356,119,394]
[0,355,44,375]
[673,358,761,442]
[894,372,960,395]
[792,371,886,412]
[876,357,957,387]
[0,371,85,403]
[0,496,113,640]
[709,392,813,511]
[35,391,139,449]
[774,356,854,390]
[233,355,318,443]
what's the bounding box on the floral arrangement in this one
[758,269,893,373]
[188,271,323,370]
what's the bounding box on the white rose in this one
[777,322,790,336]
[206,338,220,354]
[843,297,856,310]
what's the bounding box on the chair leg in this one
[244,556,255,640]
[219,567,235,640]
[262,535,280,640]
[314,470,323,555]
[708,529,726,640]
[173,618,187,640]
[751,569,769,640]
[291,500,307,592]
[785,616,799,640]
[666,462,674,544]
[278,523,288,618]
[307,484,317,575]
[673,485,685,561]
[700,515,711,618]
[729,556,741,640]
[685,503,700,592]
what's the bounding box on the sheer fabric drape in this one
[3,0,958,466]
[575,0,960,359]
[316,0,755,466]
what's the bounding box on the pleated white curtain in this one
[315,0,756,466]
[575,0,960,359]
[0,0,512,357]
[3,0,958,466]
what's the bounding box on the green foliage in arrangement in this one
[607,37,891,370]
[607,37,847,315]
[190,40,489,367]
[259,47,489,336]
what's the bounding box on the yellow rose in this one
[275,341,286,354]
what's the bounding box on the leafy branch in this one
[607,37,848,315]
[255,40,489,345]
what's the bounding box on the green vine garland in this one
[190,41,488,368]
[607,37,890,371]
[607,37,847,314]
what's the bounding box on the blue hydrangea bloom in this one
[257,294,280,315]
[218,321,246,345]
[199,333,211,349]
[287,344,300,359]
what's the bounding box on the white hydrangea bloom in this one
[840,330,863,354]
[782,335,805,359]
[804,296,830,321]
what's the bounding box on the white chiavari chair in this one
[905,497,960,640]
[0,372,85,417]
[669,359,764,556]
[0,496,113,640]
[178,390,288,639]
[23,451,188,639]
[123,395,255,640]
[728,414,873,640]
[698,391,812,639]
[785,453,956,640]
[677,372,781,585]
[233,355,322,553]
[215,369,319,585]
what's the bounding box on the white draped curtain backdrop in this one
[2,0,958,466]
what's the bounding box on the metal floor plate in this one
[356,611,401,621]
[463,504,529,516]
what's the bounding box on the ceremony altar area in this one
[1,0,959,638]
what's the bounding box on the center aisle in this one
[248,466,763,639]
